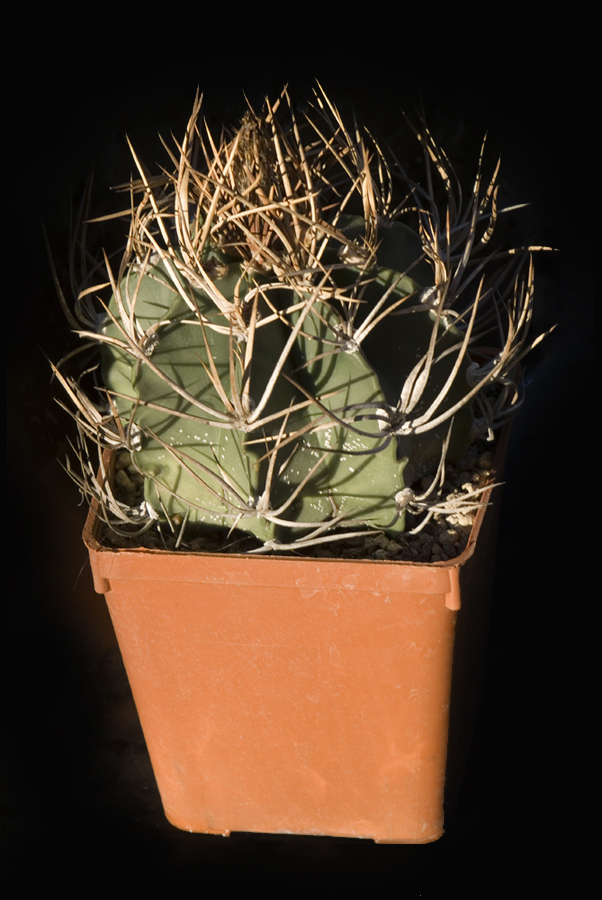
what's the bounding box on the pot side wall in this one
[99,562,458,842]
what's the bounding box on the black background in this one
[6,29,587,890]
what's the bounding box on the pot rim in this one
[83,424,509,572]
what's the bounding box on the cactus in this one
[52,87,547,552]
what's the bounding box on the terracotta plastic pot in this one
[83,432,507,844]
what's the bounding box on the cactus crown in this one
[52,86,547,553]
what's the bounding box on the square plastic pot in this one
[83,433,507,844]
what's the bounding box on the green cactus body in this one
[101,213,474,543]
